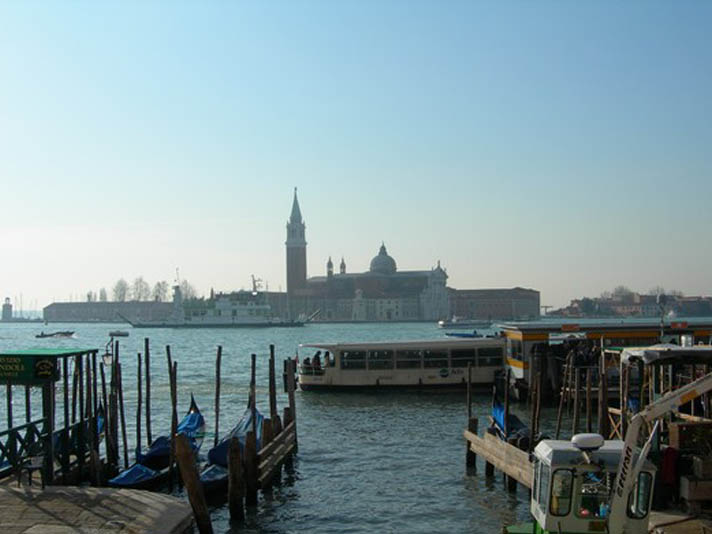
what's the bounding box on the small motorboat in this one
[445,330,482,338]
[109,330,130,337]
[438,317,491,329]
[109,395,205,490]
[35,330,75,339]
[200,404,264,495]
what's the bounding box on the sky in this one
[1,1,711,310]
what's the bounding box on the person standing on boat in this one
[313,351,321,369]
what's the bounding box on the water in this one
[0,322,532,532]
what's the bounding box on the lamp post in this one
[657,293,668,343]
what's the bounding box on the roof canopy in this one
[620,344,712,366]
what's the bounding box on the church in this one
[268,189,540,322]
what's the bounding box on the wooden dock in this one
[0,483,193,534]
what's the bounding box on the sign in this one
[0,355,59,385]
[670,321,689,329]
[561,324,580,332]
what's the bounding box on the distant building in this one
[43,301,172,323]
[278,189,539,322]
[552,293,712,318]
[2,298,12,321]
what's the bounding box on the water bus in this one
[297,337,504,390]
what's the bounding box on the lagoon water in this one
[0,322,532,532]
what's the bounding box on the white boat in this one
[127,283,303,328]
[437,316,491,329]
[297,337,504,390]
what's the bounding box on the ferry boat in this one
[297,337,504,390]
[438,316,491,329]
[127,283,304,328]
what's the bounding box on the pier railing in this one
[0,418,48,479]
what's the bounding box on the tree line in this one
[85,278,197,303]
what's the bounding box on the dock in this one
[0,483,193,533]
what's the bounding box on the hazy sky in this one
[1,1,711,310]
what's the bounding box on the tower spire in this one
[290,187,303,223]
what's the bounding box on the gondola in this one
[199,405,264,495]
[108,395,205,490]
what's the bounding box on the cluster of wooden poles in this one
[169,346,298,534]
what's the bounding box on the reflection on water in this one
[0,322,531,532]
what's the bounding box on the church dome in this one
[369,243,397,274]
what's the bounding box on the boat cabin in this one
[297,338,504,390]
[530,434,655,534]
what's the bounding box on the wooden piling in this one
[286,355,297,452]
[62,357,70,483]
[554,352,572,439]
[503,369,510,438]
[91,352,98,453]
[175,433,213,534]
[269,345,277,420]
[117,363,129,469]
[282,406,293,470]
[528,374,538,453]
[572,369,580,435]
[71,356,78,423]
[228,436,244,521]
[586,368,592,433]
[167,349,177,492]
[244,429,258,505]
[100,363,111,465]
[214,346,222,447]
[145,338,152,447]
[261,417,274,489]
[272,415,283,484]
[466,417,478,469]
[136,353,142,461]
[78,355,85,478]
[24,385,31,424]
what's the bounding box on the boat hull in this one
[129,321,304,328]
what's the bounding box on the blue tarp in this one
[109,463,159,487]
[492,401,528,438]
[207,407,263,467]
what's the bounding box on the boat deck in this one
[0,483,193,533]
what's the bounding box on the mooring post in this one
[175,433,213,534]
[228,436,244,521]
[85,358,94,484]
[287,357,297,452]
[136,353,142,461]
[71,356,78,424]
[466,417,478,470]
[41,381,55,485]
[269,345,277,420]
[167,348,177,492]
[528,374,537,454]
[62,357,70,483]
[261,417,274,490]
[272,414,283,484]
[572,369,581,435]
[484,426,495,477]
[117,362,129,469]
[586,368,592,433]
[145,338,152,447]
[245,430,258,506]
[214,346,222,448]
[506,436,518,492]
[283,406,293,470]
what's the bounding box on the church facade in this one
[273,189,539,322]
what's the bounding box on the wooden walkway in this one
[0,484,193,534]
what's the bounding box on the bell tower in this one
[286,187,307,295]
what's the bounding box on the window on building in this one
[423,349,448,368]
[396,350,421,369]
[368,350,394,370]
[341,350,366,370]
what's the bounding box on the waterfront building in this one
[1,298,12,321]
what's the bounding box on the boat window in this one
[341,351,366,370]
[477,347,503,367]
[423,349,448,369]
[550,469,574,517]
[575,471,614,519]
[539,463,550,512]
[368,350,394,370]
[627,471,653,519]
[507,339,523,361]
[451,349,476,368]
[396,350,421,369]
